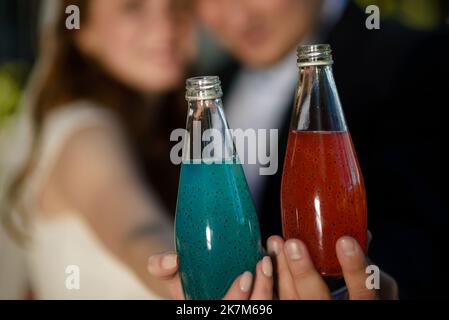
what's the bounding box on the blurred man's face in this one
[196,0,322,68]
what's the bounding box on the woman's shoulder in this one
[43,99,120,135]
[28,100,126,202]
[41,97,129,151]
[39,99,124,160]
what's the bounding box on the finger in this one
[267,236,297,299]
[250,256,274,300]
[284,239,332,300]
[336,237,378,300]
[148,252,178,279]
[379,271,399,300]
[148,252,184,300]
[223,272,253,300]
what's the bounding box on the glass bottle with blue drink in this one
[175,76,263,300]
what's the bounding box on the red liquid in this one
[281,131,367,276]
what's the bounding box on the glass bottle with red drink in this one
[281,44,367,277]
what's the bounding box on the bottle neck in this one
[184,96,236,163]
[187,97,223,121]
[291,64,347,132]
[185,76,223,101]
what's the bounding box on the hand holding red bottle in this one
[266,235,397,300]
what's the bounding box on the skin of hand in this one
[147,235,398,300]
[266,235,397,300]
[147,254,274,300]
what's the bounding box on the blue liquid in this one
[175,160,263,300]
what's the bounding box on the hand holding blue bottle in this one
[148,253,274,300]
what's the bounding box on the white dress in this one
[17,101,171,300]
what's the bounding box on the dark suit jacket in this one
[214,1,449,299]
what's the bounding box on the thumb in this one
[148,252,185,299]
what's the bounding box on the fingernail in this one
[286,240,302,261]
[161,254,178,270]
[239,272,253,292]
[267,239,280,256]
[262,256,273,277]
[340,237,357,257]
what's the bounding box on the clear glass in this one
[175,76,263,300]
[182,76,234,163]
[281,45,368,277]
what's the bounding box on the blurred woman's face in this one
[196,0,322,68]
[76,0,195,93]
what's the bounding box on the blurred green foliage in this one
[355,0,442,29]
[0,63,26,126]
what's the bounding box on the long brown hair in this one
[2,0,186,243]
